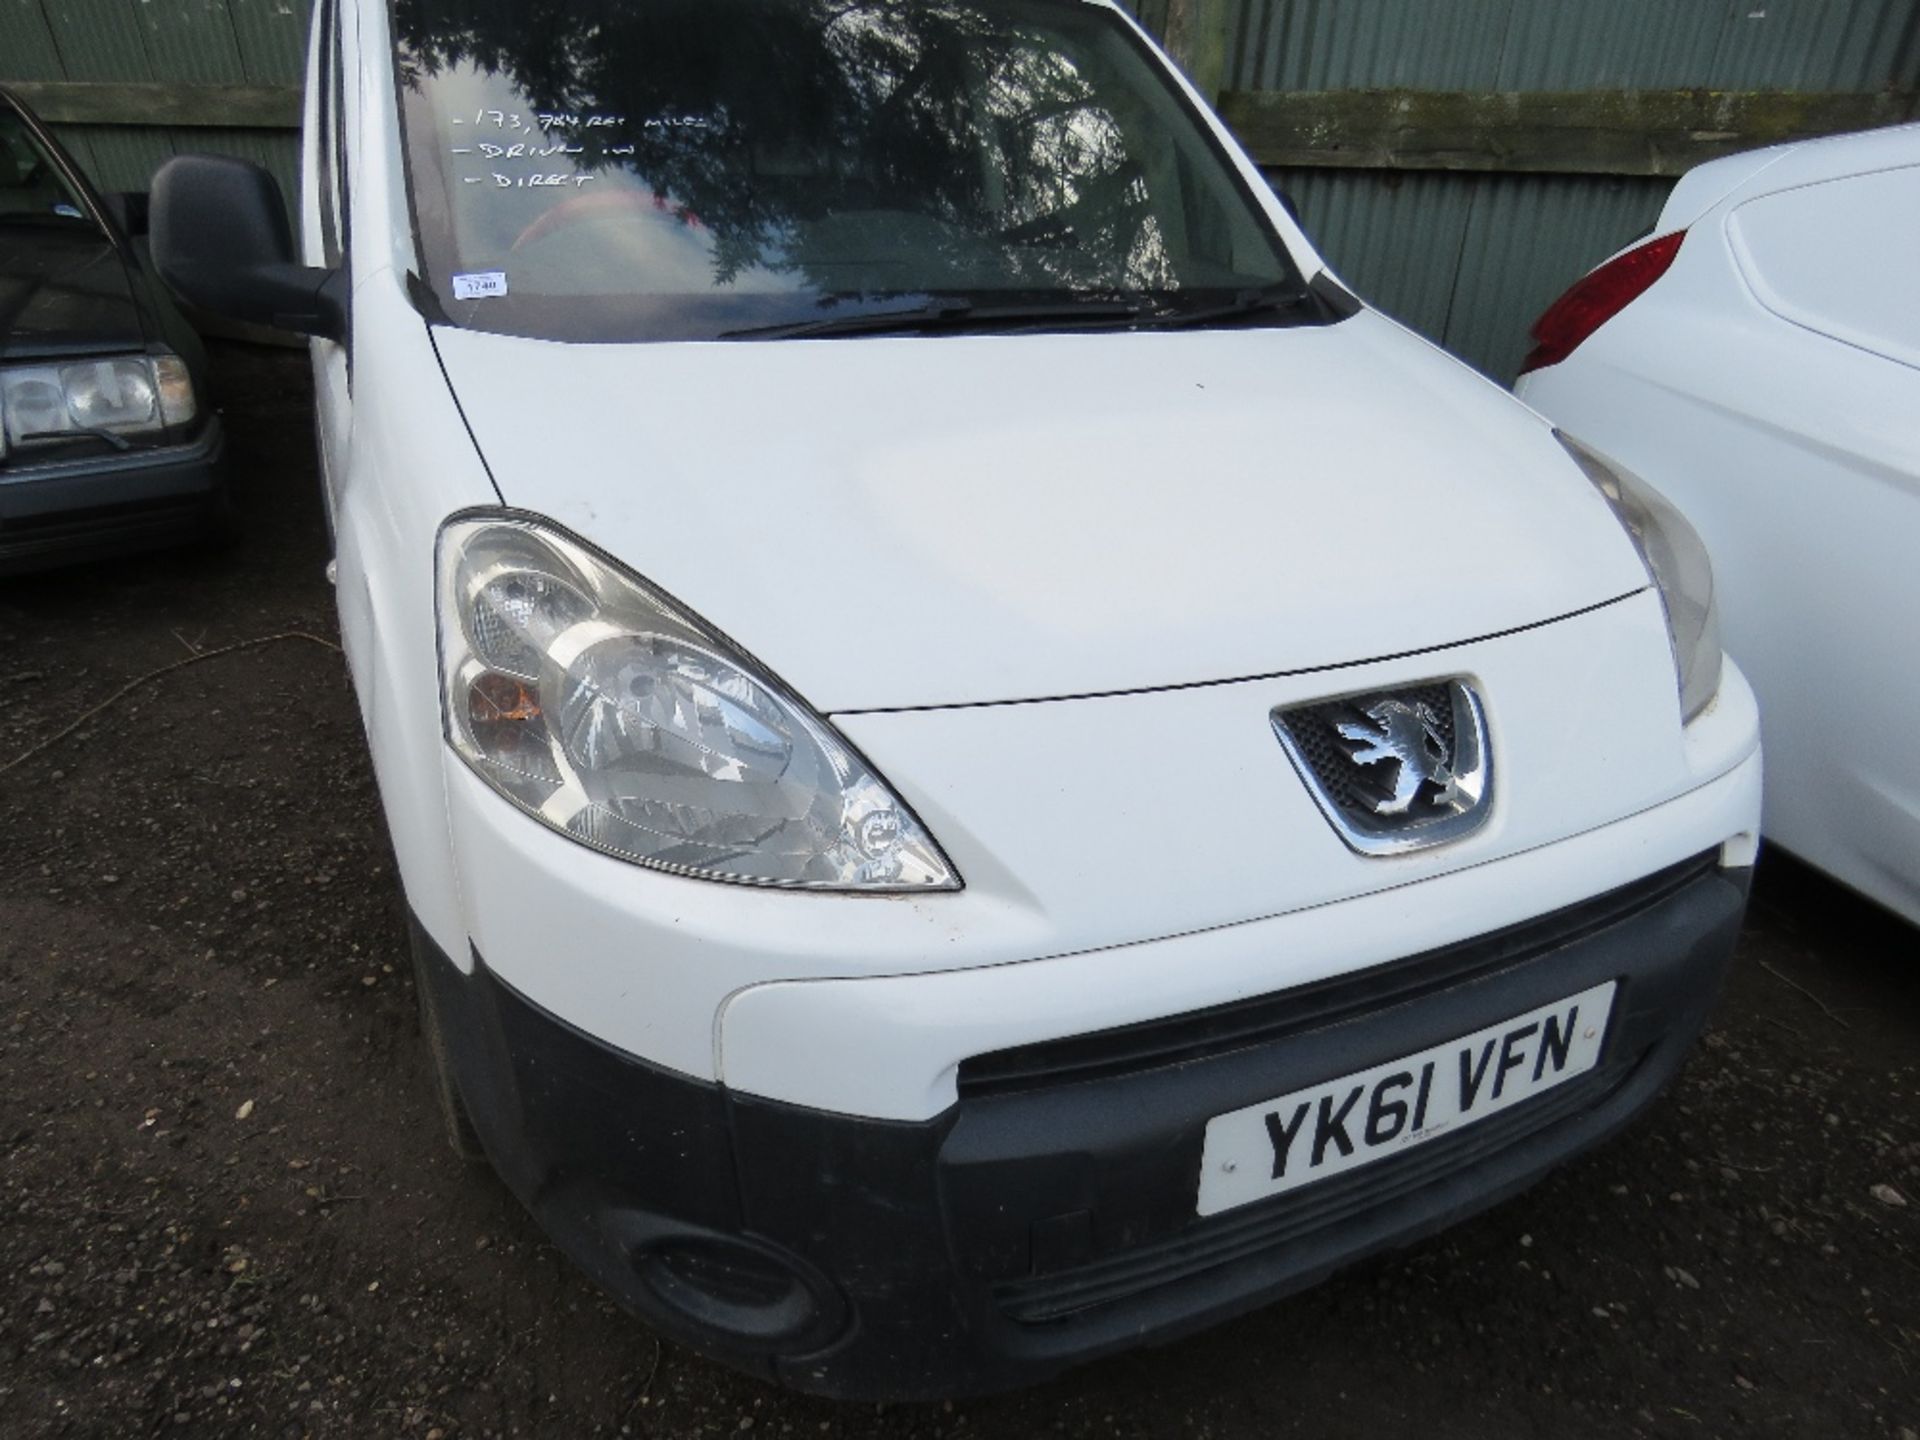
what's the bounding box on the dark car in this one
[0,86,226,572]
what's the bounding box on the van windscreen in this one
[391,0,1305,341]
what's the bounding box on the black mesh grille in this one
[957,853,1718,1098]
[1276,682,1457,821]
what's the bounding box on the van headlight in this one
[1556,432,1722,724]
[0,354,196,447]
[436,514,959,891]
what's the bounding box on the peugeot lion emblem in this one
[1271,680,1493,856]
[1336,698,1461,816]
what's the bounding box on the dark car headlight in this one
[0,354,196,451]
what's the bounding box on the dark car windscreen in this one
[0,107,96,229]
[392,0,1303,341]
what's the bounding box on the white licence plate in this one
[1196,981,1616,1217]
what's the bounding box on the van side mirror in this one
[151,155,345,341]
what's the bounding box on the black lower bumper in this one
[416,853,1749,1400]
[0,420,228,573]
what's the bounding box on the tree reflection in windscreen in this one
[393,0,1296,340]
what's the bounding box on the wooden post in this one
[1161,0,1230,105]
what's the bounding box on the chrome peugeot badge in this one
[1336,698,1462,816]
[1271,679,1492,856]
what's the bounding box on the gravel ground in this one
[1,344,1916,1439]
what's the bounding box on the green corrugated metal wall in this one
[5,0,1919,378]
[1,0,306,208]
[1143,0,1919,377]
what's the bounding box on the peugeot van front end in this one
[149,0,1761,1399]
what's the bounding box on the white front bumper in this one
[719,742,1759,1120]
[431,593,1760,1103]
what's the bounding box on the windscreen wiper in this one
[720,297,1142,341]
[1138,287,1314,329]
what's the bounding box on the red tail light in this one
[1519,230,1685,375]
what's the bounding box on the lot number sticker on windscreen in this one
[1197,982,1616,1216]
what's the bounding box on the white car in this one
[148,0,1759,1399]
[1516,124,1919,929]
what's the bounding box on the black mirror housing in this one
[151,155,346,341]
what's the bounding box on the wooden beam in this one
[8,78,1914,178]
[6,81,301,130]
[1220,87,1919,177]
